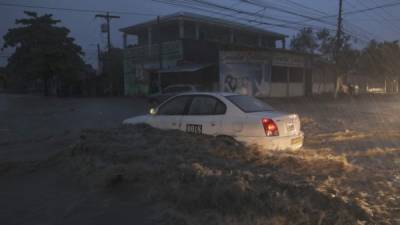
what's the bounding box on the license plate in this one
[291,137,302,145]
[186,124,203,134]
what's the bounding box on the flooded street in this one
[0,94,399,224]
[0,94,148,161]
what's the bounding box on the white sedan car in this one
[123,92,303,150]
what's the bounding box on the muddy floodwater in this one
[0,94,399,225]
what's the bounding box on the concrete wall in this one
[312,65,335,95]
[312,83,335,94]
[269,83,287,97]
[269,83,305,97]
[288,83,304,97]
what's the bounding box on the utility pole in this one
[95,12,120,96]
[157,16,162,70]
[334,0,343,98]
[95,12,120,51]
[335,0,343,58]
[157,16,163,93]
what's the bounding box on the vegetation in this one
[290,27,400,84]
[0,67,6,88]
[358,40,400,81]
[2,11,85,96]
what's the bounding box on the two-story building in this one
[120,12,321,97]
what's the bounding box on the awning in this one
[159,63,213,73]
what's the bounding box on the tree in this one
[0,67,7,88]
[358,40,400,81]
[2,11,85,96]
[291,27,359,97]
[290,27,318,54]
[291,27,354,61]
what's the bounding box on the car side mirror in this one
[149,108,157,115]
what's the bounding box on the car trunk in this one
[246,111,301,137]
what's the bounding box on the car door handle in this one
[210,122,216,127]
[172,122,177,126]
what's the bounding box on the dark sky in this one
[1,0,400,67]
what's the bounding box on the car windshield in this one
[163,86,192,93]
[227,95,274,113]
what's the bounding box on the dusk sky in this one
[1,0,400,67]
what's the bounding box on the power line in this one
[327,1,400,18]
[276,0,400,29]
[152,0,308,30]
[365,0,400,34]
[250,0,328,19]
[239,0,375,43]
[342,0,381,40]
[156,0,340,32]
[350,18,400,21]
[0,2,157,17]
[268,0,375,41]
[154,0,372,44]
[265,0,384,42]
[282,0,330,17]
[169,0,324,26]
[345,0,400,39]
[242,0,337,26]
[241,0,371,43]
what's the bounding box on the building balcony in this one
[124,40,183,63]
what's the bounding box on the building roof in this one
[120,11,286,39]
[159,63,213,73]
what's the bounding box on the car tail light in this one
[261,118,279,136]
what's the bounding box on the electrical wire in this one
[162,0,373,43]
[241,0,337,25]
[241,0,381,43]
[0,2,157,17]
[152,0,313,30]
[365,0,400,34]
[155,0,339,33]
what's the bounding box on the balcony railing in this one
[124,40,183,62]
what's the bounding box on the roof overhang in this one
[120,11,287,39]
[159,63,213,73]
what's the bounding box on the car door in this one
[153,95,192,130]
[180,95,226,135]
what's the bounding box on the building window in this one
[289,68,304,83]
[271,66,288,83]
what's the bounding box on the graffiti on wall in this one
[220,51,308,97]
[221,63,269,96]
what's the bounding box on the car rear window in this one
[226,95,274,113]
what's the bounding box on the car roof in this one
[175,92,239,97]
[164,84,195,88]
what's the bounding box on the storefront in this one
[219,51,313,97]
